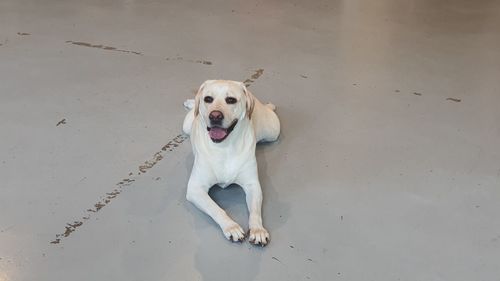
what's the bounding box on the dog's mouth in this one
[207,119,238,143]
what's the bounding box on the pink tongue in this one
[209,127,228,140]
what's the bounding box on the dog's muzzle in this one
[207,119,238,143]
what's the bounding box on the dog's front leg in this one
[239,173,270,246]
[186,178,245,242]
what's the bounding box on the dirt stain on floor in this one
[138,135,188,173]
[17,32,30,36]
[66,40,142,55]
[446,97,461,102]
[56,118,66,126]
[272,256,281,263]
[49,134,188,244]
[165,56,213,65]
[244,69,265,87]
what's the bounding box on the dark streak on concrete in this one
[272,256,281,263]
[49,134,188,244]
[17,32,30,36]
[446,97,461,102]
[300,75,308,78]
[66,40,142,56]
[136,134,189,173]
[56,118,66,126]
[139,153,164,173]
[251,69,264,80]
[62,221,83,237]
[413,92,422,96]
[165,56,213,65]
[244,69,265,87]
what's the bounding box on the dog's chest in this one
[211,158,243,188]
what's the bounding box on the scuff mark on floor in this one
[446,97,461,102]
[65,40,142,55]
[165,56,213,65]
[244,69,264,87]
[56,118,66,126]
[50,134,188,244]
[137,134,188,174]
[17,32,30,36]
[251,69,264,79]
[413,92,422,96]
[139,152,164,173]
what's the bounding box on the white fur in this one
[182,80,280,245]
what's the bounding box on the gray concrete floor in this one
[1,0,500,280]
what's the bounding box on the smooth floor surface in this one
[1,0,500,280]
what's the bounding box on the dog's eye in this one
[225,97,237,104]
[204,96,214,103]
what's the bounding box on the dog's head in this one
[194,80,255,143]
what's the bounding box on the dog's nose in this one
[209,110,224,122]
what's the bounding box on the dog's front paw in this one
[223,223,246,242]
[249,227,270,246]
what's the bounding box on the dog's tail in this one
[184,99,195,110]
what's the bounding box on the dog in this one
[182,80,280,246]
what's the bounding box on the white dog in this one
[182,80,280,246]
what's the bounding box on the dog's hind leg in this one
[265,102,276,111]
[184,99,195,110]
[182,99,196,135]
[253,103,280,143]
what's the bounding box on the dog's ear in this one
[241,83,255,119]
[194,81,208,117]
